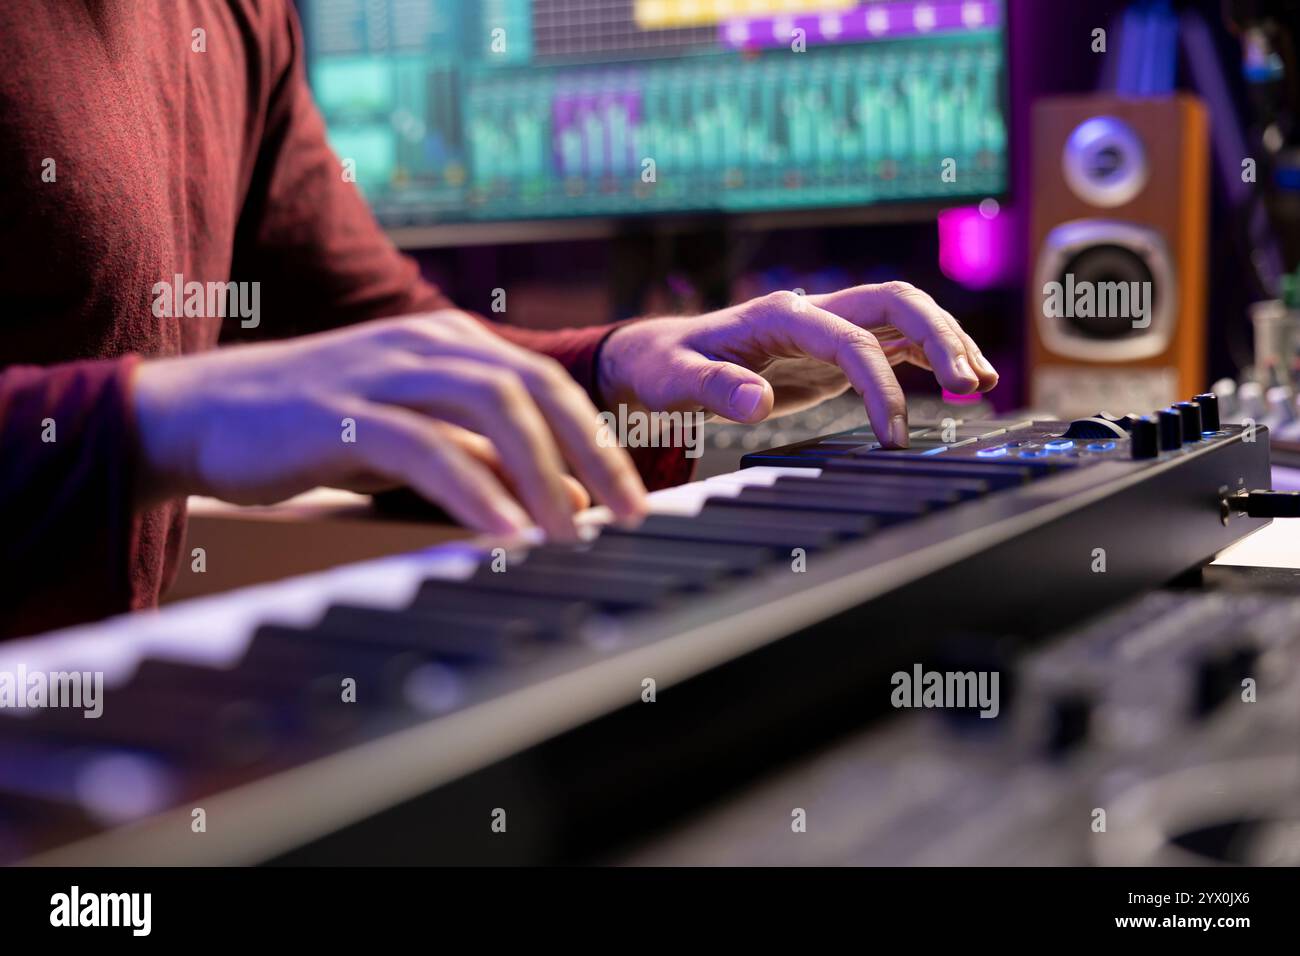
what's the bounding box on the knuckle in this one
[842,325,882,353]
[696,360,725,391]
[879,280,918,298]
[524,354,570,391]
[471,367,528,410]
[761,289,803,314]
[879,383,907,409]
[933,327,966,353]
[375,314,439,349]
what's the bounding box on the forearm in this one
[0,357,144,636]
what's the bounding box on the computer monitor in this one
[302,1,1008,242]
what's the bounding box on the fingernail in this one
[974,351,998,376]
[954,355,977,384]
[889,415,909,448]
[730,382,765,421]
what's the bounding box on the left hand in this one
[597,282,999,449]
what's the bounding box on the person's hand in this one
[131,312,647,539]
[597,283,999,448]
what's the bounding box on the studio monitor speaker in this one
[1027,94,1209,416]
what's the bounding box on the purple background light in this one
[937,204,1015,290]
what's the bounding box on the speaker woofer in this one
[1033,219,1176,361]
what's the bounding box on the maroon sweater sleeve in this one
[229,1,692,490]
[0,357,142,637]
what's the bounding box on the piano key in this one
[120,658,363,737]
[775,446,855,459]
[240,625,493,718]
[748,480,955,508]
[773,472,990,500]
[467,564,683,611]
[585,533,773,573]
[718,487,931,521]
[409,579,595,637]
[0,736,180,824]
[316,605,544,663]
[601,514,840,552]
[0,692,277,766]
[698,501,878,537]
[820,457,1039,487]
[0,792,97,853]
[519,545,735,587]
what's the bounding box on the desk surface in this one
[1211,466,1300,569]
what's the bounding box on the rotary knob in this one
[1193,392,1220,431]
[1174,401,1203,442]
[1129,416,1158,459]
[1157,409,1183,451]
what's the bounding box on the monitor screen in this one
[303,1,1008,229]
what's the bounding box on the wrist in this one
[595,321,640,410]
[128,359,196,505]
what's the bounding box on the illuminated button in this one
[921,445,948,456]
[1019,448,1049,458]
[976,446,1009,458]
[1044,439,1075,452]
[1085,441,1116,452]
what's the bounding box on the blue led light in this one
[921,445,948,456]
[1044,439,1074,452]
[1085,441,1116,452]
[976,446,1009,458]
[1019,448,1049,458]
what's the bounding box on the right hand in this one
[130,312,649,539]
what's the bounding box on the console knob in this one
[1193,392,1220,431]
[1157,409,1183,451]
[1174,401,1203,441]
[1130,416,1158,459]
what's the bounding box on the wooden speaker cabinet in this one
[1027,94,1209,416]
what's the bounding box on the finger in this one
[811,282,993,394]
[367,359,580,540]
[439,421,592,511]
[673,353,774,424]
[946,319,999,388]
[347,404,532,535]
[384,325,648,522]
[745,299,909,447]
[509,357,648,522]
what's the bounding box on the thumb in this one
[680,356,773,424]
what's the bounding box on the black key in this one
[240,626,431,706]
[122,658,363,737]
[741,483,941,512]
[519,546,733,588]
[411,579,593,638]
[820,457,1037,488]
[0,737,179,822]
[245,622,493,721]
[468,565,681,611]
[774,472,989,500]
[0,688,277,765]
[782,446,857,459]
[699,500,877,537]
[602,514,839,551]
[586,534,772,573]
[740,453,822,469]
[316,605,543,664]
